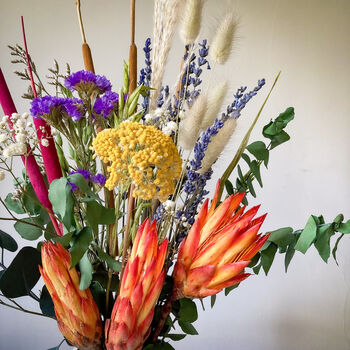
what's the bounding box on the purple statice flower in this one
[68,169,106,191]
[64,70,112,94]
[30,96,85,121]
[91,173,106,186]
[94,91,119,118]
[30,96,66,118]
[64,98,85,121]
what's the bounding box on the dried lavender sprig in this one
[139,38,152,112]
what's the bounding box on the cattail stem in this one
[75,0,95,72]
[120,0,138,280]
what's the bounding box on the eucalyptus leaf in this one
[40,285,56,318]
[179,298,198,323]
[4,193,25,214]
[250,160,263,187]
[164,334,187,341]
[79,251,93,290]
[178,320,198,335]
[268,227,294,249]
[261,243,278,275]
[93,244,121,272]
[0,229,18,252]
[0,247,41,298]
[210,294,216,308]
[246,141,268,162]
[69,227,93,268]
[49,178,74,229]
[314,224,334,262]
[338,220,350,234]
[295,216,317,254]
[14,217,43,241]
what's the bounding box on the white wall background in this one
[1,0,350,349]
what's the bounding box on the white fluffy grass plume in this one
[209,12,237,64]
[199,118,237,173]
[180,0,204,44]
[201,81,228,130]
[178,94,208,150]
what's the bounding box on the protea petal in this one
[40,242,102,350]
[173,179,268,299]
[106,219,167,350]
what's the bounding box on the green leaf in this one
[4,193,25,214]
[178,320,198,335]
[52,231,75,247]
[285,236,297,272]
[69,227,93,268]
[332,234,344,265]
[0,247,41,298]
[94,244,121,272]
[261,243,278,275]
[210,294,216,308]
[248,252,260,268]
[22,182,41,215]
[246,177,256,198]
[14,217,43,241]
[224,180,234,195]
[270,130,290,149]
[268,227,294,249]
[246,141,269,162]
[79,251,93,290]
[0,230,18,252]
[86,201,116,233]
[237,164,244,182]
[49,178,74,229]
[179,298,198,323]
[144,342,175,350]
[224,283,240,296]
[40,285,56,318]
[93,272,119,292]
[295,216,318,254]
[263,107,295,137]
[250,160,263,187]
[241,153,251,165]
[333,214,344,224]
[67,173,99,201]
[164,333,187,341]
[338,220,350,234]
[314,224,334,262]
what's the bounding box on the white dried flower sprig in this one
[199,118,237,173]
[0,113,40,159]
[178,94,207,150]
[180,0,204,45]
[201,81,228,130]
[210,13,238,65]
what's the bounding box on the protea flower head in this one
[105,219,168,350]
[39,242,102,350]
[173,180,269,298]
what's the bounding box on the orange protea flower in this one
[173,180,269,298]
[39,242,102,350]
[105,219,168,350]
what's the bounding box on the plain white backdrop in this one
[0,0,350,349]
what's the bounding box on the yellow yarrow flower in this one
[92,122,182,202]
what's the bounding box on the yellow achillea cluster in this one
[92,122,182,201]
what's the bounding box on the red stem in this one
[0,68,62,236]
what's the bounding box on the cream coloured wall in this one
[0,0,349,349]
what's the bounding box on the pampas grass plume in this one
[201,81,228,130]
[199,118,237,173]
[180,0,204,44]
[179,94,208,150]
[209,12,237,64]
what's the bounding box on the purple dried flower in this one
[91,173,106,186]
[64,70,112,94]
[30,96,85,121]
[69,169,91,179]
[94,91,119,118]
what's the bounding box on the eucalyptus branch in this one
[0,298,53,319]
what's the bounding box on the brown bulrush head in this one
[39,242,102,350]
